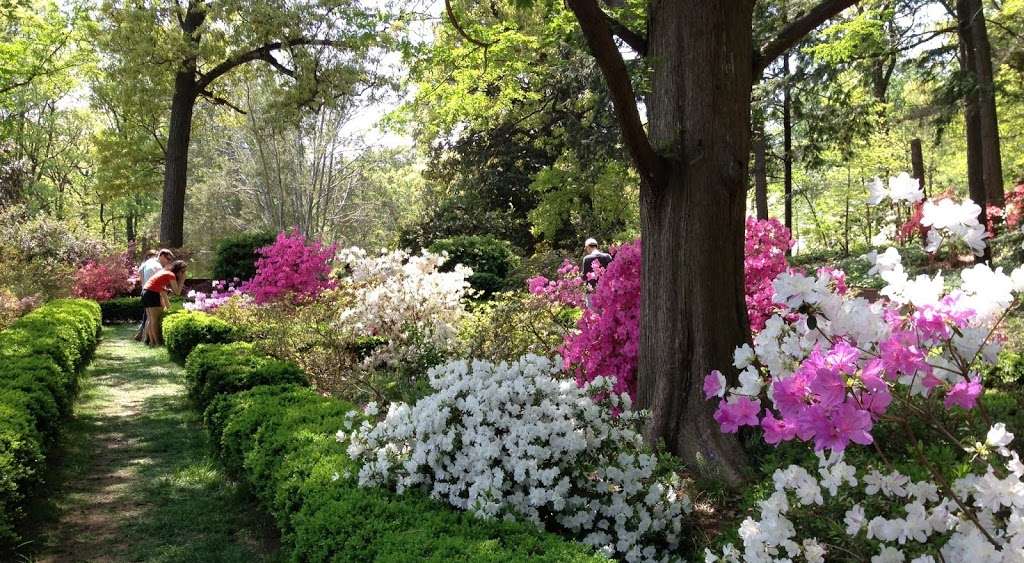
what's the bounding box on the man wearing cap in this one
[581,238,612,293]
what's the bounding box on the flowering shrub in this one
[345,356,691,562]
[336,248,472,369]
[704,248,1024,561]
[745,217,795,331]
[184,279,245,312]
[869,175,987,256]
[527,219,792,398]
[71,253,136,301]
[0,289,39,330]
[241,229,336,304]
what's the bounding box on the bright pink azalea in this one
[714,396,761,433]
[72,252,136,301]
[808,402,874,452]
[241,229,336,304]
[704,370,725,399]
[526,260,586,308]
[944,377,983,410]
[745,217,795,331]
[857,370,893,415]
[761,413,797,445]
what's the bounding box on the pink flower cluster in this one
[744,217,795,331]
[526,260,586,308]
[526,219,794,399]
[185,279,244,312]
[706,272,995,453]
[561,240,642,398]
[72,252,136,301]
[241,229,337,304]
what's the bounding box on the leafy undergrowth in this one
[21,325,280,563]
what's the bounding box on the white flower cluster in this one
[868,173,925,206]
[336,247,472,368]
[343,355,691,562]
[921,197,988,256]
[706,427,1024,563]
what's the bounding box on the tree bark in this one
[753,115,769,220]
[957,0,991,263]
[964,0,1004,207]
[783,54,794,235]
[636,0,755,485]
[159,4,206,248]
[910,138,925,196]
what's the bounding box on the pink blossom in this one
[808,403,874,452]
[704,370,726,399]
[713,396,761,433]
[241,229,336,304]
[944,377,983,410]
[761,413,797,445]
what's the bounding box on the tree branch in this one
[565,0,663,185]
[199,89,247,114]
[444,0,494,48]
[604,13,647,56]
[196,38,342,91]
[754,0,860,73]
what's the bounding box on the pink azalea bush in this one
[241,230,337,304]
[72,252,136,301]
[527,218,793,398]
[705,250,1024,453]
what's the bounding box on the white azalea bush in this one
[704,250,1024,562]
[336,247,472,369]
[343,355,692,562]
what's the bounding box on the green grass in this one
[22,325,280,562]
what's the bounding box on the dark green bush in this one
[429,235,520,297]
[99,296,143,323]
[184,342,306,410]
[0,298,101,553]
[163,311,235,363]
[205,386,604,562]
[212,231,276,283]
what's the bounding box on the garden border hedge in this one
[182,334,605,561]
[163,310,235,363]
[0,299,101,551]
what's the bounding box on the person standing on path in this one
[141,259,187,347]
[581,238,612,307]
[135,250,172,342]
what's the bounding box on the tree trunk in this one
[753,115,769,220]
[637,0,754,485]
[783,54,794,235]
[957,0,991,263]
[910,138,925,197]
[158,4,206,248]
[964,0,1004,207]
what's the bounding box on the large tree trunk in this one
[964,0,1004,207]
[753,116,769,220]
[957,0,990,263]
[159,4,206,248]
[637,0,754,485]
[782,54,794,234]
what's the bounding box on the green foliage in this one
[163,311,235,364]
[98,296,143,323]
[205,385,606,562]
[184,342,307,411]
[0,297,101,553]
[429,235,520,296]
[212,231,276,282]
[991,351,1024,388]
[459,290,576,361]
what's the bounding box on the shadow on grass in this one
[20,325,281,563]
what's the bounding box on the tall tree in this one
[558,0,858,483]
[98,0,381,248]
[962,0,1004,206]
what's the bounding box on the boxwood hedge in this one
[184,342,307,411]
[203,385,605,563]
[163,311,235,363]
[0,299,101,552]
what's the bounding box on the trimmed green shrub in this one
[0,298,101,553]
[429,235,520,297]
[163,311,235,364]
[99,296,143,323]
[184,342,306,410]
[206,386,605,562]
[212,231,276,283]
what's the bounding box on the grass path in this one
[27,325,281,563]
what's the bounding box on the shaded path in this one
[31,325,280,563]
